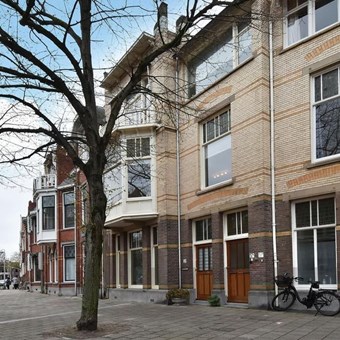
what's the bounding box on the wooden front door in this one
[196,245,213,300]
[227,238,250,303]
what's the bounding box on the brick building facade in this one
[100,0,340,307]
[20,147,86,295]
[20,0,340,308]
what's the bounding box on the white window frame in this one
[291,196,337,290]
[104,164,123,206]
[63,244,75,282]
[151,227,159,289]
[63,191,75,229]
[192,218,213,294]
[223,209,249,298]
[201,110,232,189]
[223,210,249,241]
[122,78,150,125]
[126,137,152,199]
[116,234,121,288]
[192,216,212,289]
[284,0,340,47]
[128,230,143,288]
[81,186,89,225]
[41,194,55,230]
[311,65,340,162]
[188,21,252,97]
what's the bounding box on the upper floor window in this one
[202,110,232,188]
[188,20,252,97]
[285,0,339,46]
[63,192,75,228]
[126,137,151,198]
[313,66,340,161]
[42,195,55,230]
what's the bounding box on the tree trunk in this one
[76,172,107,331]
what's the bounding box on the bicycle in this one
[271,274,340,316]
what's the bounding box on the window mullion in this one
[232,23,237,68]
[309,0,314,35]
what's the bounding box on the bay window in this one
[202,110,232,188]
[292,197,336,286]
[285,0,339,46]
[104,165,122,205]
[313,66,340,161]
[127,137,151,198]
[42,195,55,230]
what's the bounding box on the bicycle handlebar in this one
[284,275,319,285]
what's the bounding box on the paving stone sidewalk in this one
[1,289,340,339]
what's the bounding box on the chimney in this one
[154,2,168,36]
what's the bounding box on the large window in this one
[129,231,143,286]
[63,192,74,228]
[285,0,339,46]
[42,195,55,230]
[202,110,232,187]
[64,245,75,281]
[313,66,340,161]
[292,197,336,286]
[127,137,151,198]
[188,20,252,97]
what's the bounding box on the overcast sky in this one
[0,185,32,259]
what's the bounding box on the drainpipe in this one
[175,53,182,288]
[74,182,77,296]
[269,19,278,298]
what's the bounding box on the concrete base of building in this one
[211,289,227,305]
[108,288,169,304]
[248,290,274,309]
[28,283,81,297]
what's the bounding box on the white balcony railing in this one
[33,174,56,192]
[115,109,156,128]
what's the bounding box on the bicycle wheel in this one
[314,291,340,316]
[271,291,296,311]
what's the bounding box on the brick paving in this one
[1,289,340,339]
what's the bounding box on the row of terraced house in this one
[20,0,340,308]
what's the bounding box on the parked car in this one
[0,272,10,289]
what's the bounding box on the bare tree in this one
[0,0,262,331]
